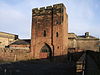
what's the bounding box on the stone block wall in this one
[0,48,31,62]
[77,39,99,52]
[31,3,68,59]
[0,32,18,47]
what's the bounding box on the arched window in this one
[43,30,46,37]
[56,32,58,37]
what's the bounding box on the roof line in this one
[0,31,18,36]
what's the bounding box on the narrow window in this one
[43,30,46,37]
[55,20,61,24]
[56,32,58,37]
[57,46,59,49]
[55,20,58,24]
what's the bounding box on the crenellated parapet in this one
[53,3,65,9]
[31,3,68,59]
[32,3,65,16]
[32,6,52,16]
[53,3,65,14]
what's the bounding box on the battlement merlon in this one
[32,8,39,16]
[32,3,66,16]
[46,6,52,9]
[32,6,52,16]
[53,3,65,9]
[53,3,66,14]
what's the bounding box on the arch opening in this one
[40,43,52,59]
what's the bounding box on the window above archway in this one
[43,30,46,37]
[56,32,58,37]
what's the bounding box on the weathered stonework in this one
[0,48,31,62]
[31,3,68,59]
[68,32,100,53]
[77,38,99,52]
[9,39,30,50]
[0,32,18,48]
[0,3,99,62]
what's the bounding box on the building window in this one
[55,20,61,25]
[43,30,46,37]
[57,46,59,49]
[55,20,58,24]
[56,32,58,37]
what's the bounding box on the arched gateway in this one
[40,43,52,59]
[31,3,68,59]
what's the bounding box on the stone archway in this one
[40,43,52,59]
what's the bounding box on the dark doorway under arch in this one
[40,43,52,59]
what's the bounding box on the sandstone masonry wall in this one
[31,3,68,59]
[0,48,31,62]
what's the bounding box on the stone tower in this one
[31,3,68,59]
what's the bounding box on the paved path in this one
[85,55,100,75]
[86,55,98,70]
[0,60,75,75]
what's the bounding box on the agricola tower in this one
[31,3,68,59]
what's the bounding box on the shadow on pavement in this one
[0,55,77,75]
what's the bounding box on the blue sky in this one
[0,0,100,39]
